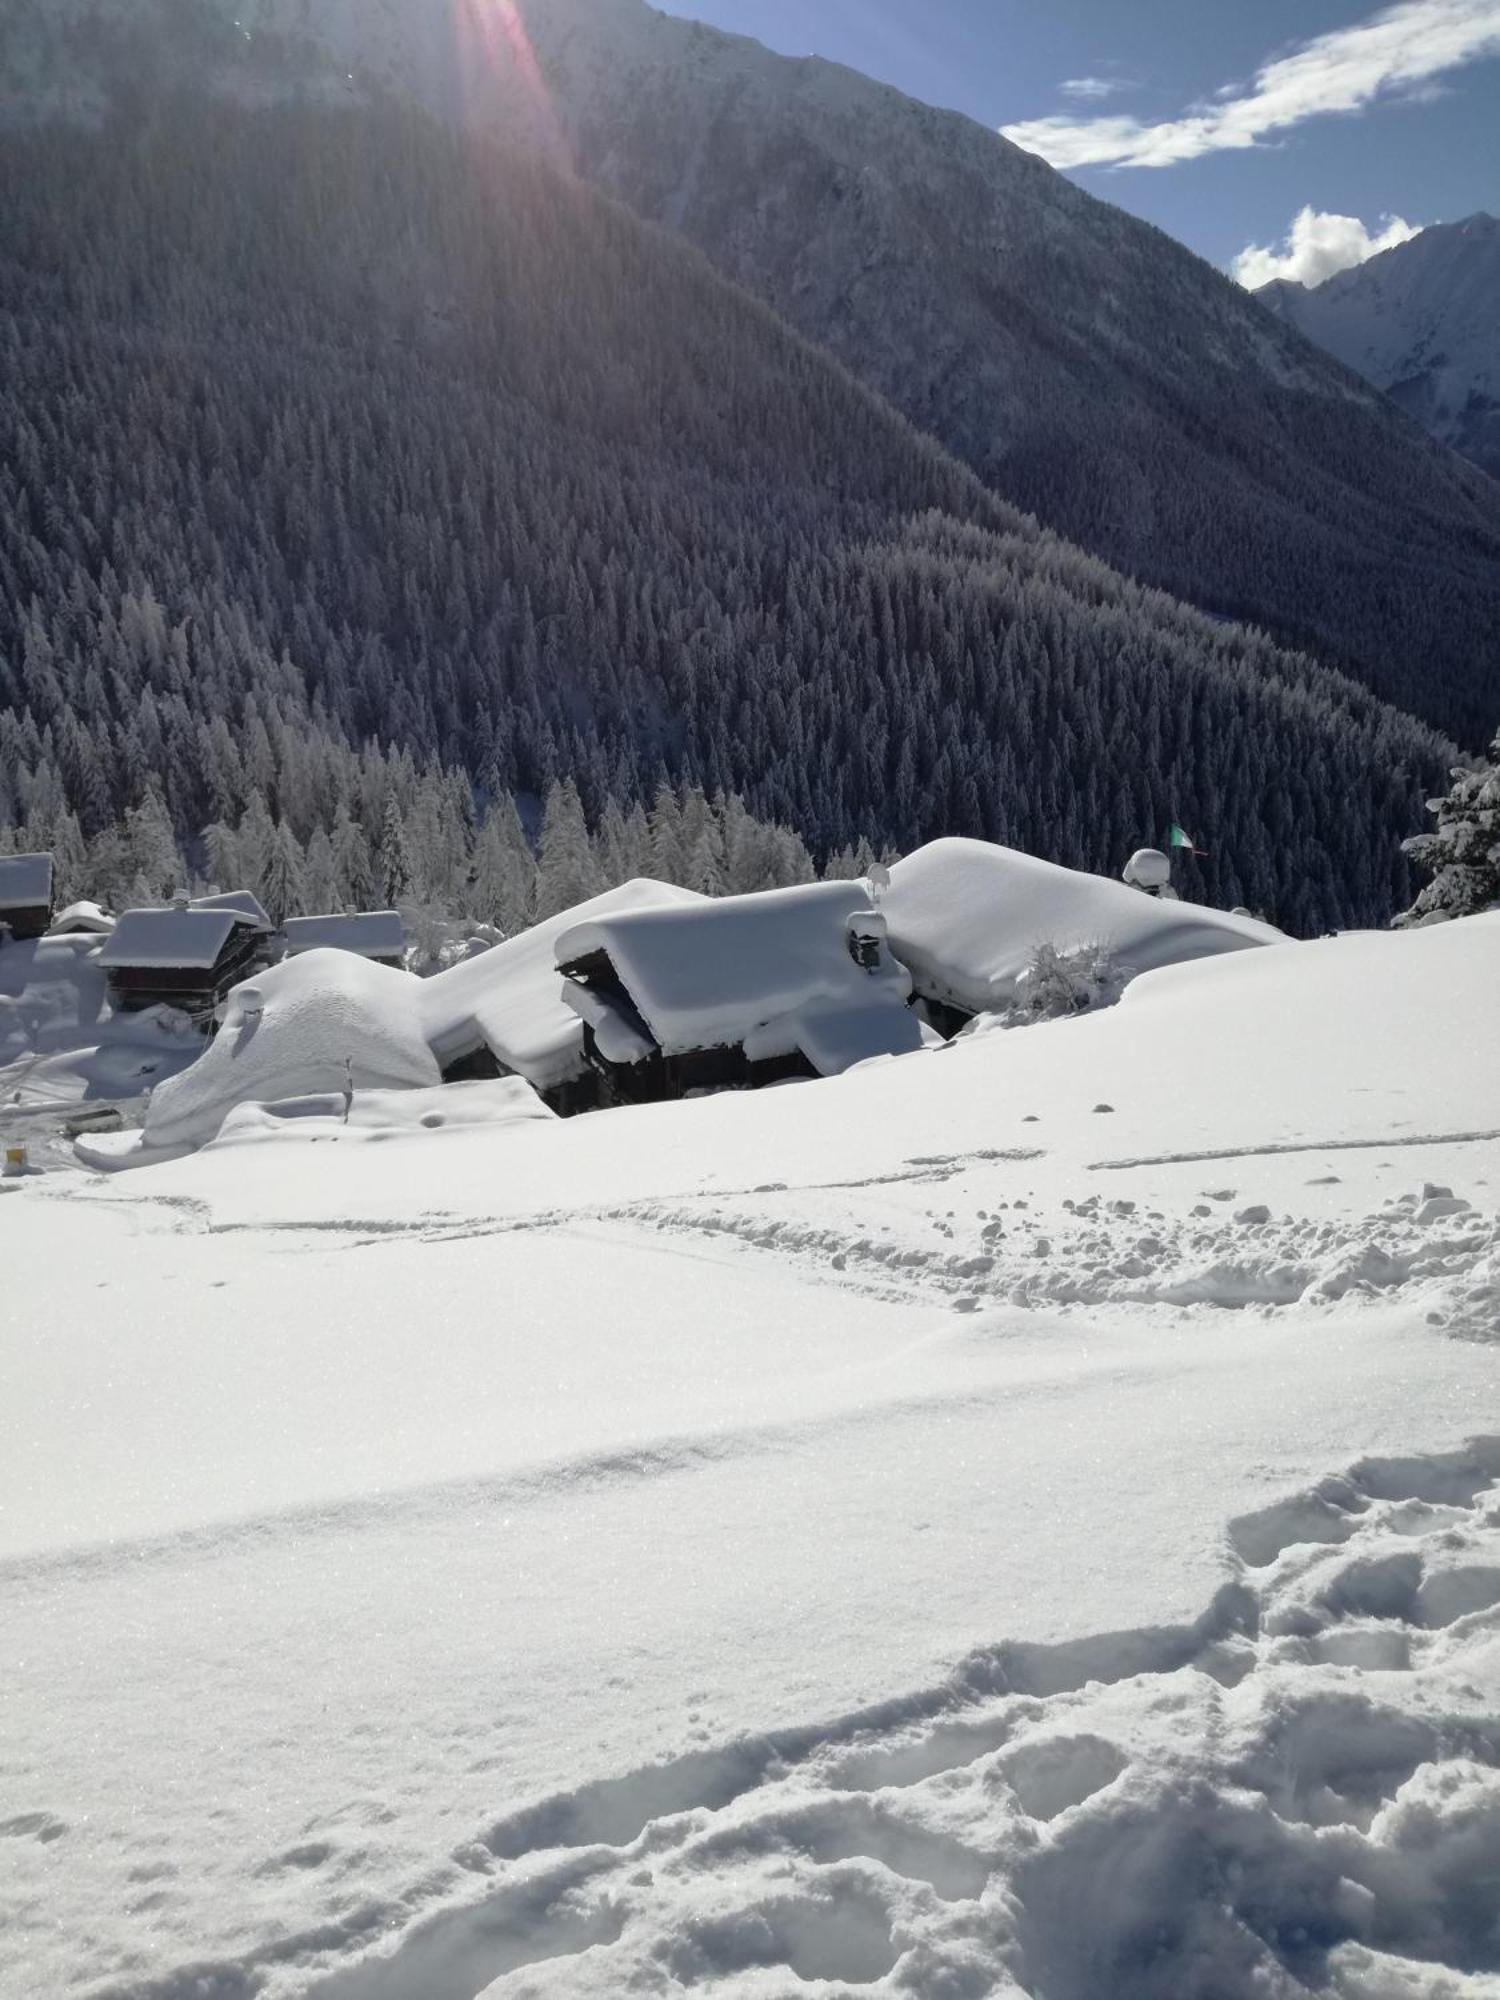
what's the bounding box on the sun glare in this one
[454,0,571,161]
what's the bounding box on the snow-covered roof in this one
[883,838,1284,1018]
[421,879,701,1089]
[283,912,407,960]
[47,900,114,937]
[97,908,245,970]
[747,1000,937,1075]
[555,880,916,1065]
[191,890,273,931]
[0,852,53,911]
[145,949,441,1150]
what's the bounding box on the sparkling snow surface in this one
[3,919,1498,1998]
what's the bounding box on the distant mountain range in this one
[1259,215,1500,486]
[3,0,1497,741]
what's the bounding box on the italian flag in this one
[1169,822,1206,856]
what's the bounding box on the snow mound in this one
[421,879,701,1089]
[556,880,915,1067]
[144,949,438,1150]
[884,837,1283,1017]
[210,1076,554,1149]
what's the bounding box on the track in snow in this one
[103,1439,1500,2000]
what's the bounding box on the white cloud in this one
[1058,75,1131,102]
[1232,206,1423,288]
[1001,0,1500,169]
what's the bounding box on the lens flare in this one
[453,0,571,164]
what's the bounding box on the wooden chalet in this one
[96,895,275,1025]
[283,911,407,970]
[555,881,932,1107]
[0,852,55,942]
[419,880,701,1114]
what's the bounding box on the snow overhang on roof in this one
[191,890,273,931]
[97,907,242,971]
[47,900,115,936]
[283,912,407,959]
[554,880,913,1059]
[0,852,54,910]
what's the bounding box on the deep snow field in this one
[3,917,1499,1999]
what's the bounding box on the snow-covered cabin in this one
[46,900,115,938]
[555,880,933,1104]
[421,879,701,1113]
[190,890,274,932]
[882,838,1283,1031]
[0,853,55,942]
[283,911,407,970]
[96,900,276,1024]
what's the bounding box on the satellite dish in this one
[866,862,891,904]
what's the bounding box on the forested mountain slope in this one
[1261,216,1500,484]
[6,0,1496,741]
[0,104,1449,931]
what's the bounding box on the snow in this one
[884,835,1284,1017]
[556,879,915,1067]
[1259,214,1500,475]
[140,948,439,1151]
[96,904,244,970]
[2,914,1498,1998]
[742,995,937,1073]
[0,934,202,1166]
[45,898,114,936]
[212,1074,554,1145]
[0,849,52,910]
[421,879,699,1088]
[283,910,407,959]
[191,887,274,930]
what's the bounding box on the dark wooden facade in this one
[107,926,271,1026]
[437,1041,603,1118]
[560,945,817,1107]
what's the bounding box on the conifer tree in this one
[1396,727,1500,926]
[534,779,601,920]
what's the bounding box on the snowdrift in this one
[421,878,701,1089]
[210,1075,554,1149]
[143,949,438,1150]
[884,837,1283,1017]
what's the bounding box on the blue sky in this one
[655,0,1500,283]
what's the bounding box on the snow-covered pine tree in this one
[533,779,601,920]
[331,806,376,910]
[301,827,339,915]
[1395,727,1500,926]
[378,795,413,907]
[259,818,307,926]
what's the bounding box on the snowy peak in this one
[1258,215,1500,481]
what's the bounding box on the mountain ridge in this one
[1259,214,1500,485]
[0,97,1451,931]
[26,0,1495,741]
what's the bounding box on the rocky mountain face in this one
[3,0,1500,746]
[1260,215,1500,485]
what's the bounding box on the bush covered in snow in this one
[1009,938,1125,1022]
[1397,726,1500,927]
